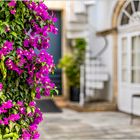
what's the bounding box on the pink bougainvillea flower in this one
[6,58,23,75]
[0,107,7,114]
[28,112,34,117]
[38,2,48,10]
[49,25,58,34]
[0,120,3,125]
[29,101,36,107]
[44,89,50,96]
[8,114,20,122]
[35,93,41,99]
[29,124,37,131]
[0,41,13,57]
[5,25,10,32]
[3,118,9,125]
[0,83,3,91]
[23,39,29,47]
[17,101,23,106]
[8,0,16,7]
[32,131,40,139]
[52,17,57,22]
[21,131,31,140]
[10,9,16,15]
[2,100,13,109]
[19,107,26,115]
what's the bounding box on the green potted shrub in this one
[58,39,86,102]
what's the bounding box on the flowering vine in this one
[0,1,58,139]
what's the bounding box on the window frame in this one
[119,31,140,86]
[118,0,140,28]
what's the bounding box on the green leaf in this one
[5,127,9,134]
[0,95,6,101]
[15,124,20,133]
[19,120,27,127]
[13,133,19,139]
[2,22,9,27]
[27,106,31,114]
[0,27,5,34]
[31,90,35,99]
[11,109,18,114]
[0,91,3,97]
[0,134,2,140]
[54,89,59,95]
[0,1,4,7]
[3,133,14,139]
[10,31,17,37]
[31,106,35,113]
[9,121,15,132]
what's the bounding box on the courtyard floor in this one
[38,109,140,140]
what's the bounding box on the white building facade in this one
[66,0,140,115]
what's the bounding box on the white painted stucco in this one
[86,0,115,102]
[91,0,140,115]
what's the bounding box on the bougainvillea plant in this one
[0,1,58,139]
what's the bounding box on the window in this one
[121,37,128,82]
[119,0,140,84]
[131,35,140,83]
[120,0,140,26]
[121,34,140,83]
[134,1,139,11]
[121,13,129,26]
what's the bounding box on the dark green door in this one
[48,11,62,95]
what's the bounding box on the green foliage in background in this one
[58,38,86,88]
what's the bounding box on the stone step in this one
[66,101,117,112]
[85,59,101,66]
[85,64,106,69]
[84,0,96,6]
[86,74,109,81]
[85,67,108,74]
[86,81,104,89]
[85,65,108,73]
[85,63,106,68]
[67,31,88,39]
[67,23,87,31]
[74,1,86,14]
[69,14,87,23]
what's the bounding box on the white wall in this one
[118,85,140,115]
[87,0,116,101]
[101,35,113,101]
[95,0,118,31]
[93,0,140,115]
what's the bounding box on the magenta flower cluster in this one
[8,0,16,15]
[0,41,13,59]
[0,100,13,115]
[0,101,20,125]
[0,100,42,139]
[0,0,58,139]
[0,83,3,91]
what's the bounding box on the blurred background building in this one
[45,0,140,116]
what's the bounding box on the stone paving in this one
[38,109,140,140]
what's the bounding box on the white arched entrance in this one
[118,0,140,114]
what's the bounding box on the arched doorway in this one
[114,0,140,114]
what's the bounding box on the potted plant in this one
[58,39,86,102]
[0,1,57,139]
